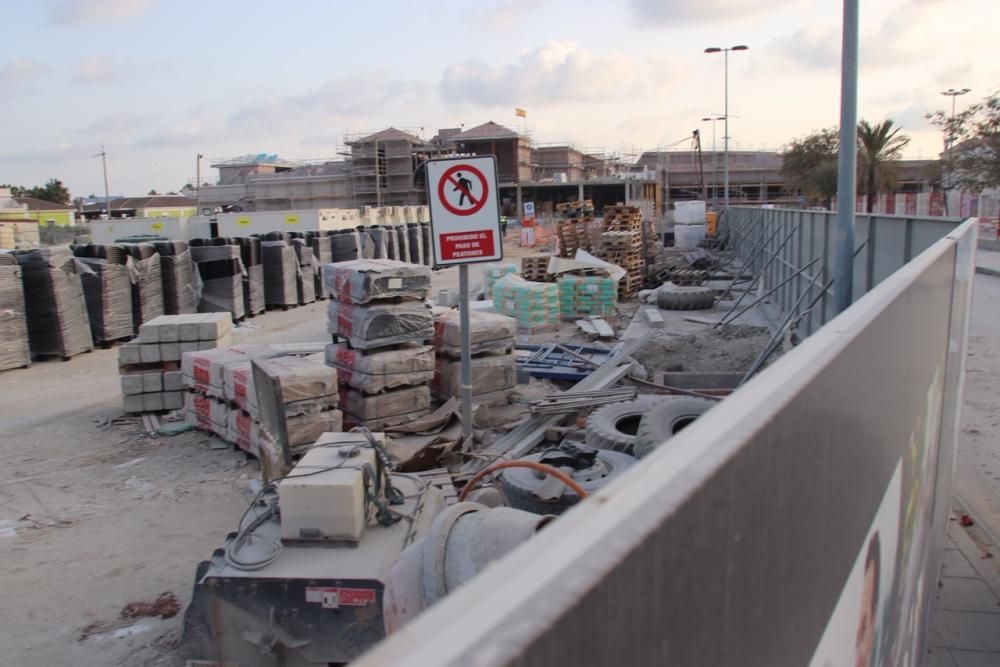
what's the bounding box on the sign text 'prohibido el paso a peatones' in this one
[426,156,503,266]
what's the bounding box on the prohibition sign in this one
[437,164,489,216]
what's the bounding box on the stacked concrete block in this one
[322,258,434,429]
[0,253,30,371]
[120,313,233,414]
[432,310,518,405]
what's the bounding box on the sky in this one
[1,0,997,198]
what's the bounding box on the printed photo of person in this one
[855,532,881,667]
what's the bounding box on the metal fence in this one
[722,207,964,338]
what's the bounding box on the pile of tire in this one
[500,448,636,515]
[584,395,716,458]
[656,282,716,311]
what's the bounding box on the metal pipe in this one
[459,265,472,441]
[718,256,821,327]
[833,0,859,313]
[715,224,800,322]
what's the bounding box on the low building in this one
[0,195,76,227]
[80,195,197,221]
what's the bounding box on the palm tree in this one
[857,120,910,213]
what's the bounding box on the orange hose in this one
[458,460,589,503]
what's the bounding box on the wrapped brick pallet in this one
[324,342,435,394]
[124,243,165,331]
[15,247,94,359]
[155,240,197,315]
[307,232,333,299]
[326,300,433,350]
[292,238,316,305]
[190,241,245,320]
[236,236,265,316]
[72,244,135,344]
[261,241,298,308]
[0,253,30,371]
[322,258,431,304]
[433,310,516,357]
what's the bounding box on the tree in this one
[928,90,1000,192]
[782,128,839,208]
[148,189,159,196]
[2,178,70,204]
[857,120,909,213]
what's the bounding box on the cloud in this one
[0,58,49,93]
[84,112,146,135]
[769,26,841,70]
[471,0,542,29]
[440,41,678,107]
[48,0,157,26]
[70,53,165,85]
[628,0,794,25]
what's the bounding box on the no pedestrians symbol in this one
[437,164,489,216]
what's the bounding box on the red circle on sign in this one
[438,164,488,216]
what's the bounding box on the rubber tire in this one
[656,285,716,311]
[633,397,716,458]
[585,395,668,454]
[500,449,636,515]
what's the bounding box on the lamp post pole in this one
[702,115,724,208]
[704,45,749,209]
[940,88,970,216]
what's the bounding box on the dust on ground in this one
[632,323,771,375]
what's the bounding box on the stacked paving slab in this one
[236,237,265,317]
[155,241,197,315]
[72,244,135,345]
[261,239,299,309]
[119,313,233,414]
[323,258,434,429]
[15,247,94,360]
[0,253,31,371]
[432,310,518,406]
[123,243,165,333]
[182,344,341,459]
[189,239,245,320]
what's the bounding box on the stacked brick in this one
[555,200,595,258]
[323,259,434,429]
[598,205,645,299]
[120,313,232,414]
[432,310,518,406]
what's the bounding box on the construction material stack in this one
[556,274,619,320]
[14,247,93,360]
[482,263,518,301]
[261,238,298,310]
[323,259,434,429]
[291,238,316,305]
[555,200,595,258]
[307,232,332,299]
[432,310,517,405]
[155,240,197,315]
[190,239,245,321]
[0,253,30,371]
[330,229,363,262]
[406,223,425,265]
[491,274,560,334]
[520,254,552,282]
[598,205,645,299]
[120,313,232,414]
[236,237,265,317]
[71,244,134,345]
[673,200,708,250]
[123,242,165,332]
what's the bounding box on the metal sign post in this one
[426,156,503,440]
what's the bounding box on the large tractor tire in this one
[633,397,716,458]
[585,395,668,454]
[656,282,716,311]
[500,449,636,515]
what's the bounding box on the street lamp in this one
[704,45,749,208]
[702,115,724,208]
[940,88,970,215]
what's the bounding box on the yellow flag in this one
[515,108,527,118]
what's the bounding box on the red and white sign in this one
[426,156,503,266]
[305,586,377,609]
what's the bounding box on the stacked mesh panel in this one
[124,243,164,331]
[189,239,245,320]
[235,237,265,316]
[155,240,197,315]
[15,247,94,359]
[260,240,298,307]
[0,253,30,370]
[72,244,135,344]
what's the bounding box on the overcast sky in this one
[1,0,996,198]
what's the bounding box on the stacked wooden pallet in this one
[555,199,597,258]
[555,199,595,218]
[598,205,645,299]
[520,254,552,282]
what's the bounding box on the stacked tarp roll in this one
[330,229,361,263]
[419,223,433,265]
[261,240,298,307]
[189,239,245,320]
[0,253,31,370]
[235,237,265,316]
[15,247,94,359]
[155,240,197,315]
[123,243,164,331]
[308,232,332,299]
[292,238,316,304]
[72,244,135,344]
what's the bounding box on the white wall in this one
[89,217,210,244]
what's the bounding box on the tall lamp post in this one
[940,88,970,216]
[704,45,749,209]
[702,115,725,208]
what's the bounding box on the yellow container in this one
[706,211,718,237]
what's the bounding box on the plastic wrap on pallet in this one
[182,344,277,398]
[492,274,560,330]
[156,242,197,315]
[261,241,298,307]
[242,354,338,417]
[0,255,31,370]
[433,310,517,357]
[73,249,135,344]
[324,342,435,394]
[190,244,245,319]
[366,227,387,259]
[406,223,423,265]
[292,239,316,305]
[227,408,261,456]
[185,392,229,437]
[419,223,432,265]
[14,247,94,358]
[433,352,517,397]
[331,230,362,262]
[309,233,333,299]
[327,299,433,350]
[287,408,344,449]
[125,244,164,330]
[340,385,431,421]
[236,237,265,316]
[557,274,619,319]
[322,259,431,304]
[482,264,519,300]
